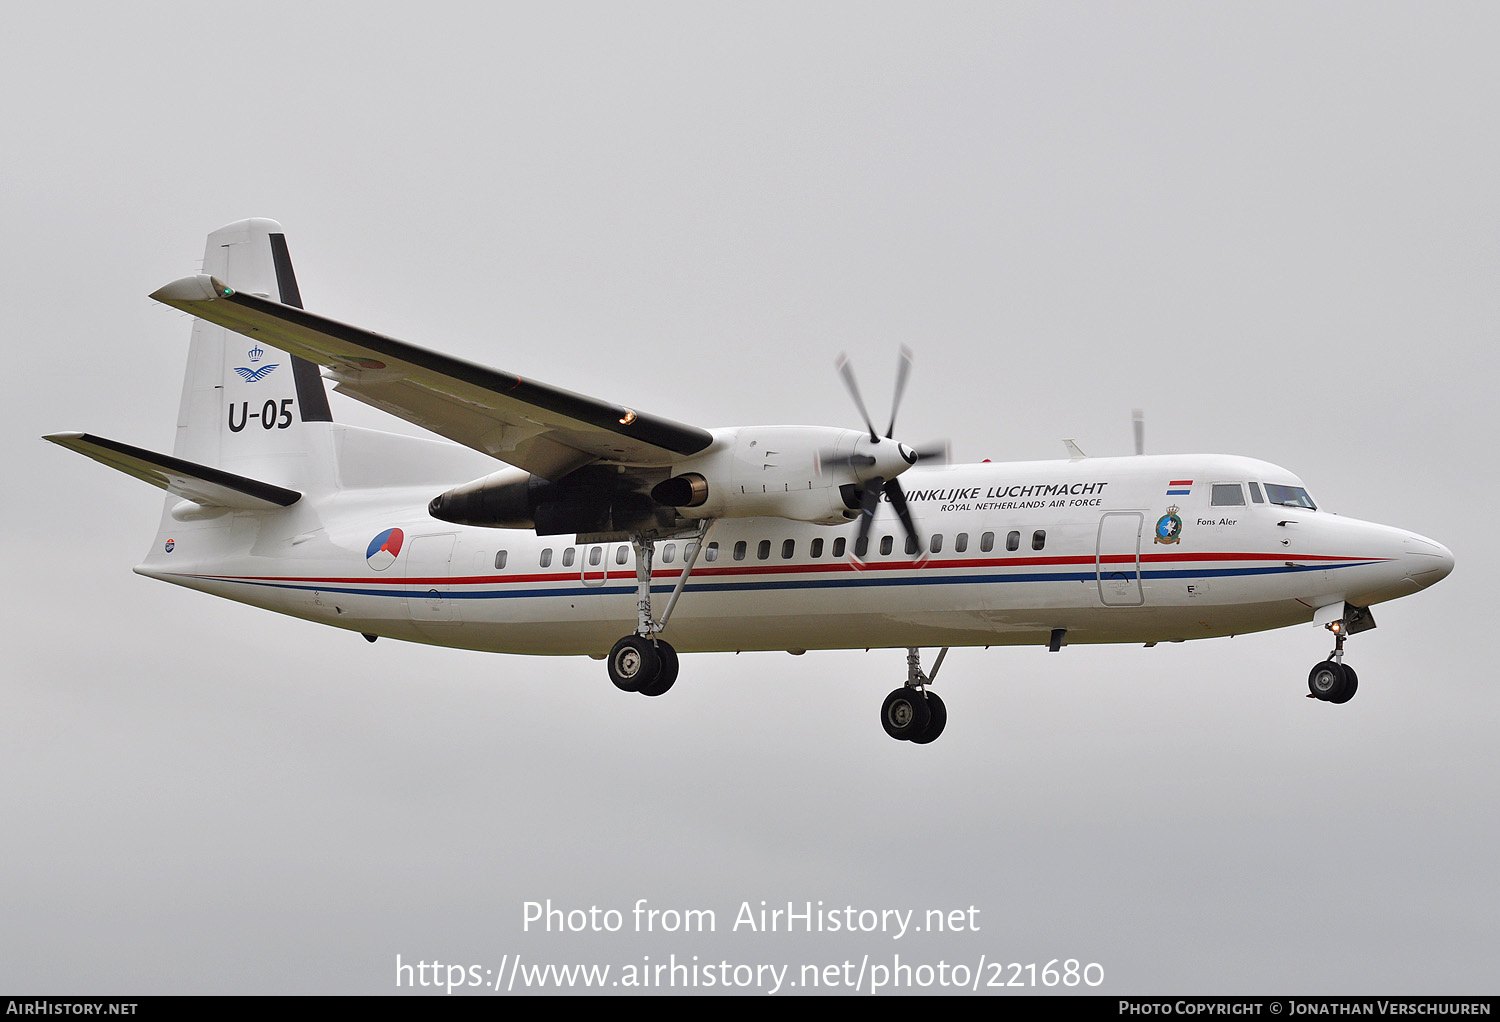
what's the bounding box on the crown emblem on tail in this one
[247,344,265,362]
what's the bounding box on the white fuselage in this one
[135,445,1453,658]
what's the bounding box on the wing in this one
[150,274,714,480]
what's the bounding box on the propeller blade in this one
[836,354,880,443]
[884,478,925,559]
[909,440,950,465]
[815,449,877,476]
[854,476,883,558]
[885,345,912,438]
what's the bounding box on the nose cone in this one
[1403,533,1455,589]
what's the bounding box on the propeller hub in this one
[851,434,917,485]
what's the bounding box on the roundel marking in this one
[366,528,405,571]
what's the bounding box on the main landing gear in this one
[608,634,679,697]
[881,646,950,744]
[605,527,951,745]
[1306,616,1360,704]
[606,523,709,700]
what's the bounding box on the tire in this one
[1328,664,1358,704]
[880,687,932,741]
[909,691,947,744]
[607,636,660,693]
[639,642,679,697]
[1308,661,1341,701]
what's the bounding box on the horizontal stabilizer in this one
[44,432,301,510]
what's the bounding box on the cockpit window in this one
[1264,483,1317,510]
[1211,483,1246,507]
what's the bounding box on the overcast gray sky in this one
[3,1,1496,995]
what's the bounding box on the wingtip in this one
[149,274,231,305]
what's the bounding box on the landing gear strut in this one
[881,646,949,744]
[606,522,708,698]
[1307,619,1359,704]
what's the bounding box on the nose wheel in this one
[1307,660,1358,703]
[1307,619,1360,704]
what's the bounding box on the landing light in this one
[619,409,637,425]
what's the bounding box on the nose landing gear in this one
[1307,616,1361,704]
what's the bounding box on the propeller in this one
[827,348,947,564]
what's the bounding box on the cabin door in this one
[406,533,459,624]
[1096,513,1145,606]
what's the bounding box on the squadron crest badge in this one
[1154,505,1184,544]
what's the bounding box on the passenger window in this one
[539,548,552,568]
[616,545,629,564]
[1248,482,1264,504]
[1007,531,1021,551]
[930,534,943,554]
[833,537,847,558]
[854,536,869,558]
[1032,530,1046,551]
[563,547,576,567]
[734,541,747,561]
[757,539,771,560]
[1212,483,1246,507]
[662,543,675,563]
[704,542,719,562]
[980,532,995,552]
[905,535,918,556]
[880,535,894,556]
[589,547,602,566]
[494,550,507,570]
[781,539,795,559]
[810,538,824,558]
[955,532,968,553]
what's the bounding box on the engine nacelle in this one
[429,465,661,535]
[427,467,537,528]
[654,426,911,525]
[428,426,917,534]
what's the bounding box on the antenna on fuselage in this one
[1133,409,1145,456]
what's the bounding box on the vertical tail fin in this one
[173,219,335,491]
